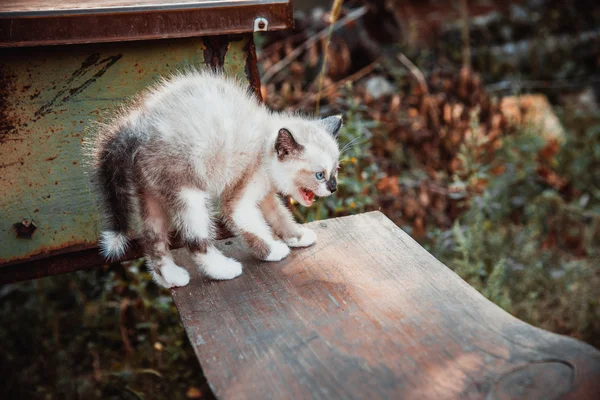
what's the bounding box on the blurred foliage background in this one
[1,0,599,398]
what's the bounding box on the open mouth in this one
[300,188,315,206]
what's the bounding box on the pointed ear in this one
[320,115,343,137]
[275,128,303,160]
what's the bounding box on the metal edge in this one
[0,0,288,17]
[0,11,282,282]
[0,1,294,48]
[0,221,234,284]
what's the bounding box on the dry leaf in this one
[186,387,202,399]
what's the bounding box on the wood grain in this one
[171,211,600,400]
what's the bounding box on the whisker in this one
[343,138,366,154]
[340,137,360,152]
[340,135,364,154]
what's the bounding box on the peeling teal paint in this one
[0,36,253,264]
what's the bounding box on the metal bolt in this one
[13,219,37,239]
[254,17,268,32]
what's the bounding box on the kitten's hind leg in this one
[176,188,242,280]
[140,192,190,288]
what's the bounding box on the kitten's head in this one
[271,115,342,207]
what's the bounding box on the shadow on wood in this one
[171,211,600,399]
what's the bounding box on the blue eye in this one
[315,171,325,180]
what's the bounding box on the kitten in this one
[88,69,341,288]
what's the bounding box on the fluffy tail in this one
[99,230,129,261]
[93,127,140,261]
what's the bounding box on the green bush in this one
[298,98,600,347]
[1,94,598,400]
[425,110,600,346]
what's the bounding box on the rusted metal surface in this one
[0,244,118,284]
[0,35,254,280]
[244,35,263,101]
[13,219,37,239]
[0,67,18,143]
[0,222,234,284]
[0,0,294,47]
[203,36,231,69]
[171,212,600,400]
[0,219,234,285]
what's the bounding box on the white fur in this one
[285,228,317,248]
[92,70,342,287]
[197,247,243,280]
[129,70,339,200]
[177,188,212,239]
[151,268,169,288]
[303,144,337,197]
[99,230,128,260]
[150,257,190,288]
[162,260,191,287]
[264,240,291,261]
[230,173,293,261]
[232,174,271,237]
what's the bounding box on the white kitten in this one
[88,69,341,288]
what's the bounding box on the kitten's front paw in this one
[264,241,290,262]
[285,228,317,248]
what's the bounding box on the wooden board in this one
[0,0,293,47]
[0,35,256,281]
[171,212,600,400]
